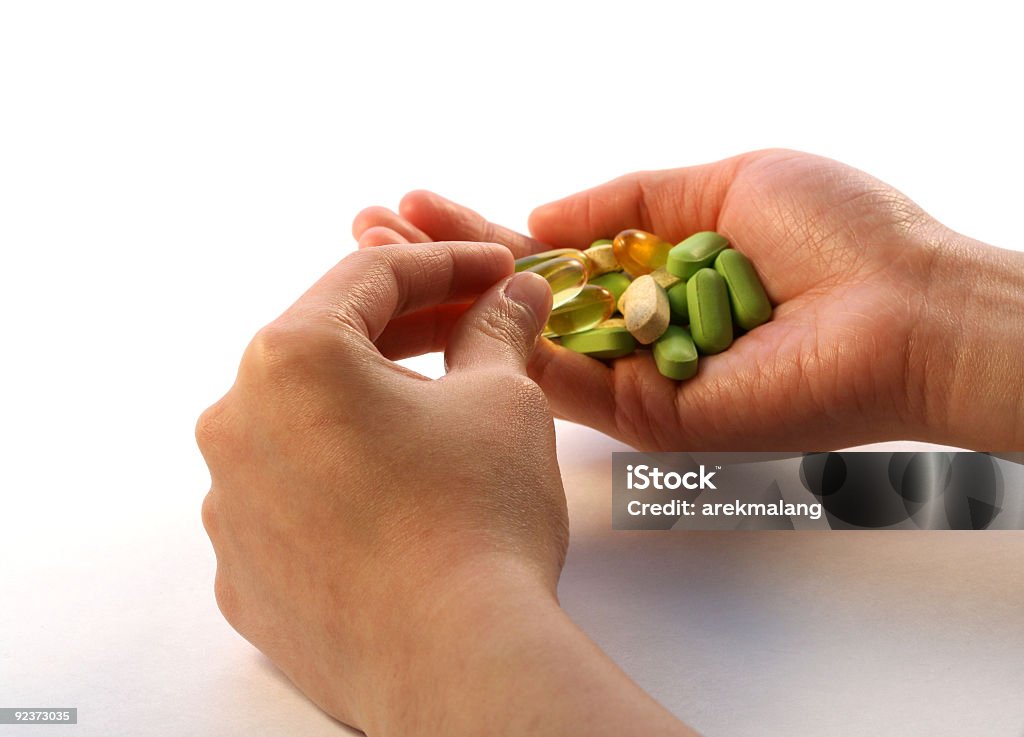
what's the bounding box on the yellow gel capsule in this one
[612,229,673,276]
[543,284,616,337]
[524,256,587,308]
[514,248,589,274]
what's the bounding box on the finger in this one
[358,226,410,248]
[445,271,552,374]
[295,242,513,342]
[528,340,706,448]
[374,303,468,360]
[535,312,865,451]
[399,190,549,258]
[352,206,431,243]
[527,155,748,248]
[526,339,619,436]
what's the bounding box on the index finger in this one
[399,190,550,258]
[292,242,513,342]
[527,155,749,248]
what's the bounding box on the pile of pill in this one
[517,229,772,380]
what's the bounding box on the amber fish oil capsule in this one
[524,256,587,309]
[612,229,673,276]
[686,267,733,354]
[543,284,616,337]
[713,248,772,330]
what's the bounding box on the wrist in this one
[357,554,562,736]
[359,553,694,737]
[910,230,1024,449]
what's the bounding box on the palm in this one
[355,150,937,450]
[587,152,931,450]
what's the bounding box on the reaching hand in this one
[197,243,570,730]
[197,242,700,736]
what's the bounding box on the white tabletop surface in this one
[3,420,1022,737]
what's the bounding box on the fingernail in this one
[504,271,553,320]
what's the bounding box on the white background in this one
[1,2,1022,736]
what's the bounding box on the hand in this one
[196,243,699,736]
[197,243,569,730]
[353,150,1024,450]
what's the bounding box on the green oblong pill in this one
[713,248,772,331]
[686,268,733,354]
[666,280,689,324]
[653,325,698,380]
[559,325,637,359]
[589,238,614,247]
[590,272,632,310]
[667,231,729,280]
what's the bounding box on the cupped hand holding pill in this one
[353,149,1024,450]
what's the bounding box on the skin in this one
[354,149,1024,451]
[198,244,698,736]
[200,150,1024,737]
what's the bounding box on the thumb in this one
[445,271,552,374]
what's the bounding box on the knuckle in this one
[344,242,397,272]
[244,319,331,382]
[247,321,300,370]
[493,373,550,416]
[348,242,434,291]
[201,492,219,539]
[195,399,233,455]
[510,374,548,410]
[213,570,243,626]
